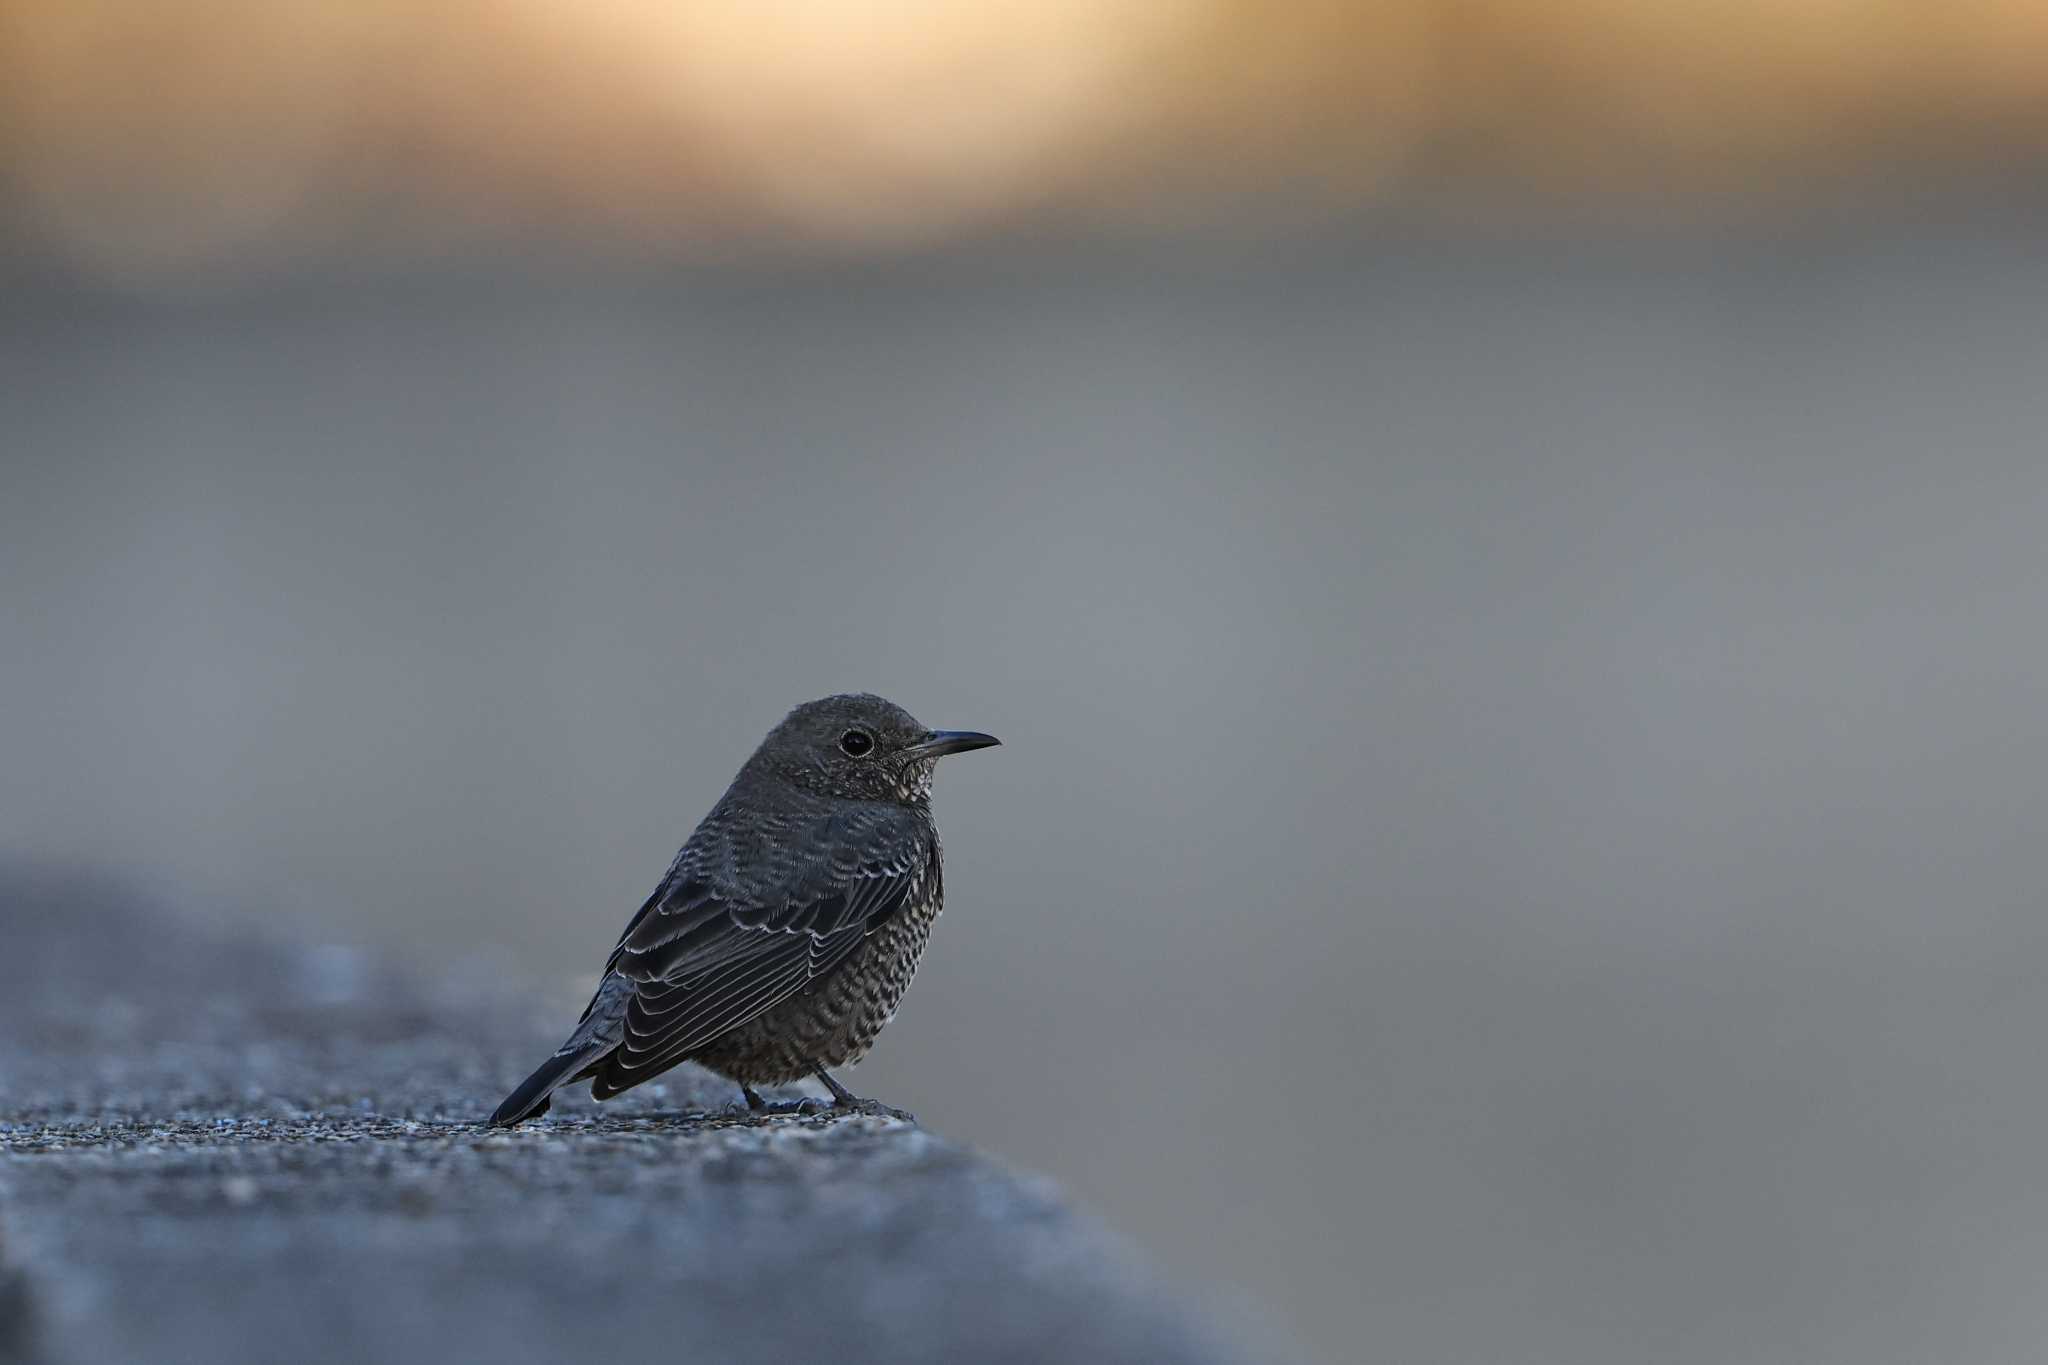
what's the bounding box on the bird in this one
[489,693,999,1126]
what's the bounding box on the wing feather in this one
[580,800,931,1098]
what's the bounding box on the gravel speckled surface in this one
[0,871,1244,1365]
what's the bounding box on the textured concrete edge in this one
[0,870,1264,1364]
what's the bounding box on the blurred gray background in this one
[7,218,2048,1365]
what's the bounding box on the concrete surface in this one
[0,869,1246,1365]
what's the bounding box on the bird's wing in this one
[594,802,932,1084]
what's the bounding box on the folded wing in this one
[585,802,932,1096]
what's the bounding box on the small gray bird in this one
[490,694,998,1126]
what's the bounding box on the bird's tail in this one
[490,1045,602,1126]
[491,972,634,1126]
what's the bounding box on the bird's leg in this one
[742,1085,768,1111]
[814,1069,916,1124]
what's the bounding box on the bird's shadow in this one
[483,1097,916,1134]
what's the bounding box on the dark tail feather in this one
[490,1047,602,1126]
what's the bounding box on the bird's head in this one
[749,693,999,803]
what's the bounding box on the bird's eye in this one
[839,729,874,757]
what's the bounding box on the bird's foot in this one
[731,1087,830,1119]
[841,1098,917,1124]
[810,1068,914,1123]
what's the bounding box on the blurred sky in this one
[8,4,2048,1363]
[9,223,2048,1365]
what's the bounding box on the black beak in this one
[905,729,1002,760]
